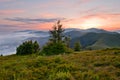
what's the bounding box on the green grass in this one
[1,48,120,80]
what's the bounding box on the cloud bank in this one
[5,17,65,23]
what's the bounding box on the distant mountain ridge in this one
[1,28,120,55]
[64,28,120,49]
[114,30,120,33]
[16,28,119,34]
[24,28,120,50]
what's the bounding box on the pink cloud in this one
[0,0,14,2]
[27,12,120,30]
[36,23,54,30]
[0,10,24,15]
[100,24,120,31]
[78,0,95,4]
[1,11,120,31]
[38,13,59,18]
[62,13,120,30]
[82,13,120,19]
[81,0,92,2]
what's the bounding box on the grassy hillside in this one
[70,32,120,49]
[1,49,120,80]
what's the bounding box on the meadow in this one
[0,48,120,80]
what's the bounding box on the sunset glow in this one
[0,0,120,32]
[81,18,104,29]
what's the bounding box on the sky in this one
[0,0,120,32]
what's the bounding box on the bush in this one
[0,54,3,56]
[16,40,40,55]
[41,42,72,55]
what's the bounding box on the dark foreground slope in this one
[1,49,120,80]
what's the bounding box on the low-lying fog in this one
[0,30,49,55]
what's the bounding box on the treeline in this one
[16,21,81,55]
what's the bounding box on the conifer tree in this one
[41,20,73,55]
[49,20,64,43]
[33,41,40,53]
[74,41,81,51]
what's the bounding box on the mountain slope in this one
[70,32,120,49]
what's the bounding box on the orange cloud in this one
[100,24,120,31]
[82,13,120,20]
[1,12,120,31]
[62,13,120,30]
[32,22,54,30]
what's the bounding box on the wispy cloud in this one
[81,13,120,20]
[62,12,120,30]
[5,17,65,23]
